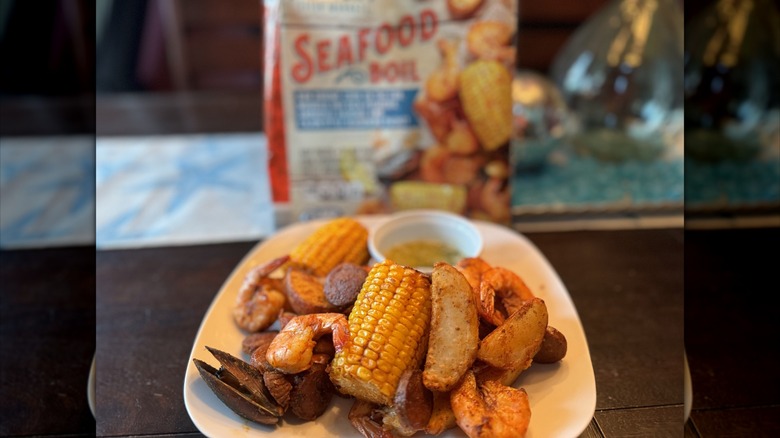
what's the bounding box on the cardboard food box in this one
[264,0,517,223]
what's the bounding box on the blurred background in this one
[2,0,778,247]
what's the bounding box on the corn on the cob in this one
[459,60,512,151]
[330,260,432,406]
[289,217,369,277]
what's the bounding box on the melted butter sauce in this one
[384,239,463,267]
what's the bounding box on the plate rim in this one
[88,353,96,418]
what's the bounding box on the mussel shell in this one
[205,346,283,416]
[193,358,280,425]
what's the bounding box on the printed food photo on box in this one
[264,0,517,224]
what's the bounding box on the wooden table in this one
[4,224,780,436]
[122,228,688,437]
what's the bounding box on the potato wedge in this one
[475,362,524,387]
[477,297,548,370]
[423,262,480,392]
[425,390,458,435]
[284,268,338,315]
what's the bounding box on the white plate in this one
[184,216,596,438]
[684,351,692,423]
[88,353,96,418]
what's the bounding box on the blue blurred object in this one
[95,133,274,249]
[0,137,95,248]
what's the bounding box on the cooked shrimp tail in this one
[233,255,290,332]
[478,267,535,325]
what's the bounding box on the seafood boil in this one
[265,0,517,223]
[193,216,568,438]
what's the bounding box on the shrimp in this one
[478,267,535,326]
[450,371,531,438]
[426,39,461,102]
[233,255,290,332]
[455,257,492,293]
[420,145,450,183]
[414,98,458,142]
[480,177,511,224]
[445,120,479,155]
[265,313,348,374]
[443,154,484,185]
[466,21,516,64]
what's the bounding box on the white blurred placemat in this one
[95,133,274,249]
[1,136,95,248]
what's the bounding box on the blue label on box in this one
[294,89,419,130]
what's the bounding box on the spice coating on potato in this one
[284,268,338,315]
[533,326,567,364]
[425,390,458,435]
[477,297,548,371]
[423,262,480,392]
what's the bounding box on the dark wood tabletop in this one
[89,227,685,437]
[4,226,780,437]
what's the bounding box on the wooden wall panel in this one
[178,0,262,27]
[520,0,609,24]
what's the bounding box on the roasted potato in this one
[284,268,338,315]
[477,297,548,370]
[423,262,480,392]
[425,390,458,435]
[474,362,524,387]
[533,325,567,364]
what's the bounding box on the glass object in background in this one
[684,0,780,210]
[510,69,571,172]
[550,0,684,162]
[510,0,684,213]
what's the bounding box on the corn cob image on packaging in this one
[264,0,517,223]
